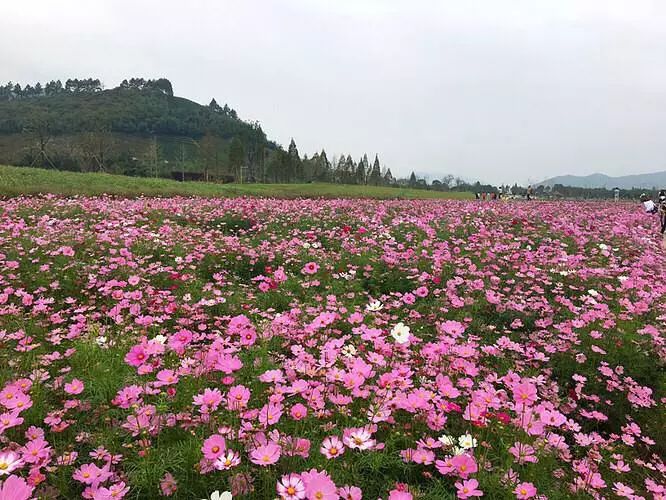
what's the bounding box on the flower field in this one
[0,196,664,500]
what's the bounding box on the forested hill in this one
[0,78,270,148]
[0,78,283,180]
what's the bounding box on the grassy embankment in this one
[0,165,473,199]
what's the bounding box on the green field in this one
[0,165,473,199]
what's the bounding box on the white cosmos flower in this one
[618,276,628,282]
[390,322,411,344]
[151,334,167,345]
[342,345,357,358]
[95,336,108,347]
[366,300,383,312]
[587,289,599,297]
[598,243,609,250]
[458,433,478,450]
[202,491,232,500]
[438,434,455,447]
[452,446,467,455]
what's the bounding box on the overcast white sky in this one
[3,0,666,184]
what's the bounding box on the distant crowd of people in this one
[474,185,535,201]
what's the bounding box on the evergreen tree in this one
[409,171,417,186]
[369,154,382,185]
[383,168,394,185]
[355,155,368,185]
[287,138,301,182]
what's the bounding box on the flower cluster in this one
[0,196,664,498]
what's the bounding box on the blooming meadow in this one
[0,196,664,499]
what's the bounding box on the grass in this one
[0,165,473,199]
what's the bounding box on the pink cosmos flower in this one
[64,378,85,395]
[514,482,537,499]
[320,436,345,459]
[21,438,51,464]
[193,388,223,413]
[124,345,148,367]
[155,369,179,386]
[513,382,538,406]
[302,262,319,275]
[277,473,306,500]
[290,403,308,420]
[0,474,34,500]
[72,462,111,488]
[451,454,478,479]
[343,428,376,451]
[388,490,413,500]
[250,443,281,466]
[258,402,283,427]
[508,442,538,464]
[214,450,241,470]
[455,479,483,498]
[160,472,177,496]
[300,469,338,500]
[93,481,130,499]
[613,482,635,498]
[201,434,227,460]
[227,385,251,410]
[338,485,362,500]
[2,392,32,413]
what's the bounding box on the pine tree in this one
[355,155,367,185]
[409,171,417,186]
[369,154,382,185]
[383,168,394,185]
[287,138,301,182]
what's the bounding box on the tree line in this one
[0,78,175,100]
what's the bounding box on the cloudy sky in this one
[3,0,665,184]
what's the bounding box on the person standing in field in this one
[658,190,666,241]
[526,185,534,200]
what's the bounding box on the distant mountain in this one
[539,171,666,190]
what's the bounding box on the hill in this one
[539,171,666,190]
[0,165,473,199]
[0,78,274,179]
